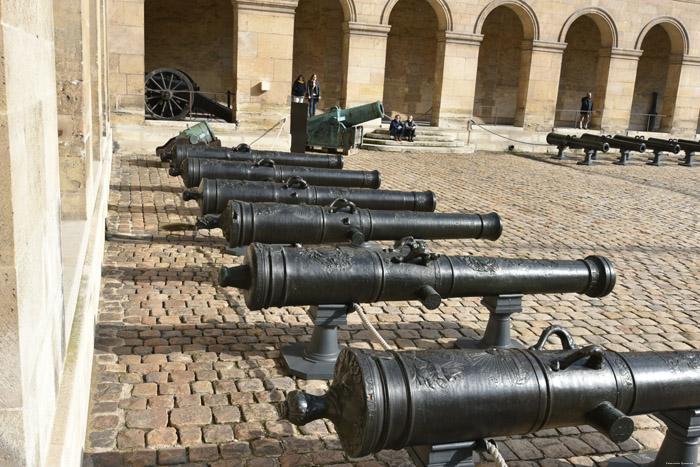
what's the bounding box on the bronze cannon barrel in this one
[170,143,344,172]
[282,344,700,457]
[198,199,502,248]
[219,243,616,310]
[546,133,576,146]
[183,178,436,215]
[175,158,381,189]
[674,138,700,153]
[546,133,609,152]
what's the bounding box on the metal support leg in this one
[591,149,599,160]
[408,441,477,467]
[680,151,695,167]
[281,304,351,380]
[647,150,663,166]
[577,149,596,166]
[614,150,630,166]
[455,294,525,350]
[552,144,568,160]
[608,408,700,467]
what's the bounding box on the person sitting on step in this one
[403,115,417,142]
[390,114,404,141]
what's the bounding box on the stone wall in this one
[0,0,64,464]
[630,25,671,131]
[382,0,438,119]
[473,6,523,125]
[555,16,601,127]
[145,0,234,96]
[292,0,344,110]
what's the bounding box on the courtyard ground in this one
[83,145,700,467]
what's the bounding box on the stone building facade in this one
[111,0,700,136]
[1,0,700,466]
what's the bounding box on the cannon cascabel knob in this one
[218,266,251,289]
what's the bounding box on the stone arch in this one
[474,0,539,41]
[636,16,689,55]
[559,7,618,48]
[337,0,357,22]
[380,0,452,31]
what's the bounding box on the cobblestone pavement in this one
[84,145,700,467]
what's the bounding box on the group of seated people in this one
[389,114,417,142]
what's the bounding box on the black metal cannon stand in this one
[577,149,597,166]
[408,441,478,467]
[552,144,568,160]
[281,304,351,380]
[454,294,525,350]
[680,151,695,167]
[613,150,631,166]
[647,150,663,166]
[609,408,699,467]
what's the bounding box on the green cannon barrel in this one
[307,101,384,132]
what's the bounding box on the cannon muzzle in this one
[220,243,616,310]
[206,200,503,248]
[614,135,681,154]
[188,178,436,215]
[177,157,381,189]
[580,134,646,153]
[282,339,700,457]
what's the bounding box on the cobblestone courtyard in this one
[83,145,700,467]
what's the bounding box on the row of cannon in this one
[546,132,697,167]
[155,120,700,467]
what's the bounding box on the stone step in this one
[362,137,464,148]
[365,132,456,142]
[361,142,474,154]
[373,127,448,137]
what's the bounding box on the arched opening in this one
[144,0,234,119]
[629,24,682,132]
[292,0,345,112]
[472,6,525,126]
[554,16,605,128]
[382,0,439,122]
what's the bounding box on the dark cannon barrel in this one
[546,133,609,152]
[282,344,700,457]
[183,178,437,215]
[197,199,502,248]
[546,133,576,146]
[614,135,681,154]
[175,157,381,189]
[219,243,616,310]
[580,134,646,152]
[170,143,344,172]
[674,138,700,152]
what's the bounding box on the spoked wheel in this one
[145,68,193,120]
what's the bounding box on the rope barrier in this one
[248,117,287,148]
[469,120,551,147]
[485,439,509,467]
[269,117,287,151]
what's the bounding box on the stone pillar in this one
[232,0,297,129]
[597,48,642,133]
[432,31,483,128]
[107,0,145,123]
[340,22,391,110]
[515,40,567,130]
[669,55,700,137]
[54,0,94,219]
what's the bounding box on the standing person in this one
[291,75,306,103]
[306,74,321,117]
[390,114,404,141]
[578,92,593,129]
[403,115,417,142]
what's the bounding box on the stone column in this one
[54,0,94,219]
[432,31,483,128]
[107,0,145,123]
[515,40,567,130]
[232,0,298,129]
[669,55,700,137]
[340,22,391,110]
[597,48,642,133]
